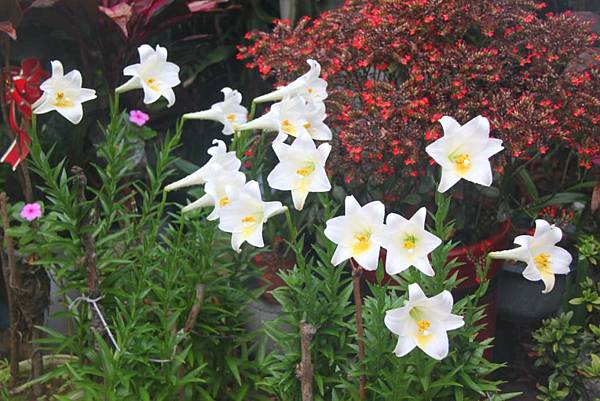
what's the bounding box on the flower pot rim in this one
[449,219,512,257]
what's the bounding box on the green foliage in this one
[577,235,600,267]
[532,312,594,401]
[533,232,600,401]
[4,109,265,400]
[533,312,581,371]
[569,278,600,315]
[261,191,512,400]
[262,199,356,401]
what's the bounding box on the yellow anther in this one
[241,216,257,223]
[53,92,73,108]
[417,320,431,333]
[281,119,296,135]
[352,233,370,255]
[146,78,160,91]
[534,253,552,274]
[452,153,471,174]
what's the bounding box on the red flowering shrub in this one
[238,0,599,196]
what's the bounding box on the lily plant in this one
[490,219,572,293]
[425,115,504,193]
[115,44,180,107]
[32,60,96,124]
[24,45,575,401]
[183,87,248,135]
[385,283,465,360]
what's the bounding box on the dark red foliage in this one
[239,0,599,192]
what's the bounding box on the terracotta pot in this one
[448,220,512,288]
[252,252,295,304]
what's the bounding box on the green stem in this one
[284,207,298,247]
[248,100,257,121]
[111,92,120,122]
[31,114,37,136]
[158,189,168,219]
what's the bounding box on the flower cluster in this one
[238,0,600,191]
[170,59,333,251]
[32,43,574,363]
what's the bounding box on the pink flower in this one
[129,110,149,126]
[20,203,42,222]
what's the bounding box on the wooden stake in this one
[178,283,206,401]
[0,192,20,384]
[296,321,317,401]
[351,259,366,400]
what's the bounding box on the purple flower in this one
[129,110,150,127]
[20,203,42,222]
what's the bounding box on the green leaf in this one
[183,46,236,87]
[173,158,200,175]
[516,169,539,200]
[225,355,242,386]
[459,371,484,395]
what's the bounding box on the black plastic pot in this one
[497,262,567,322]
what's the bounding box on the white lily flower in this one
[425,115,504,193]
[164,139,240,192]
[375,207,442,276]
[489,219,572,293]
[253,59,327,104]
[115,44,180,107]
[218,181,286,252]
[267,134,331,211]
[32,60,97,124]
[236,96,310,138]
[181,168,246,220]
[323,195,385,271]
[183,87,248,135]
[385,283,464,360]
[304,101,332,141]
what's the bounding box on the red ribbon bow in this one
[1,58,47,170]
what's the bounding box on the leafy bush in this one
[239,0,599,212]
[3,110,266,400]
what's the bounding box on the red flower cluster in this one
[538,205,576,230]
[238,0,599,194]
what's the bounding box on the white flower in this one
[115,44,180,107]
[183,87,248,135]
[489,219,572,293]
[181,168,246,220]
[253,59,327,104]
[385,283,464,360]
[32,60,96,124]
[303,101,332,141]
[425,115,504,193]
[323,195,385,271]
[164,139,240,192]
[267,134,331,211]
[218,181,286,252]
[375,207,442,276]
[236,96,309,137]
